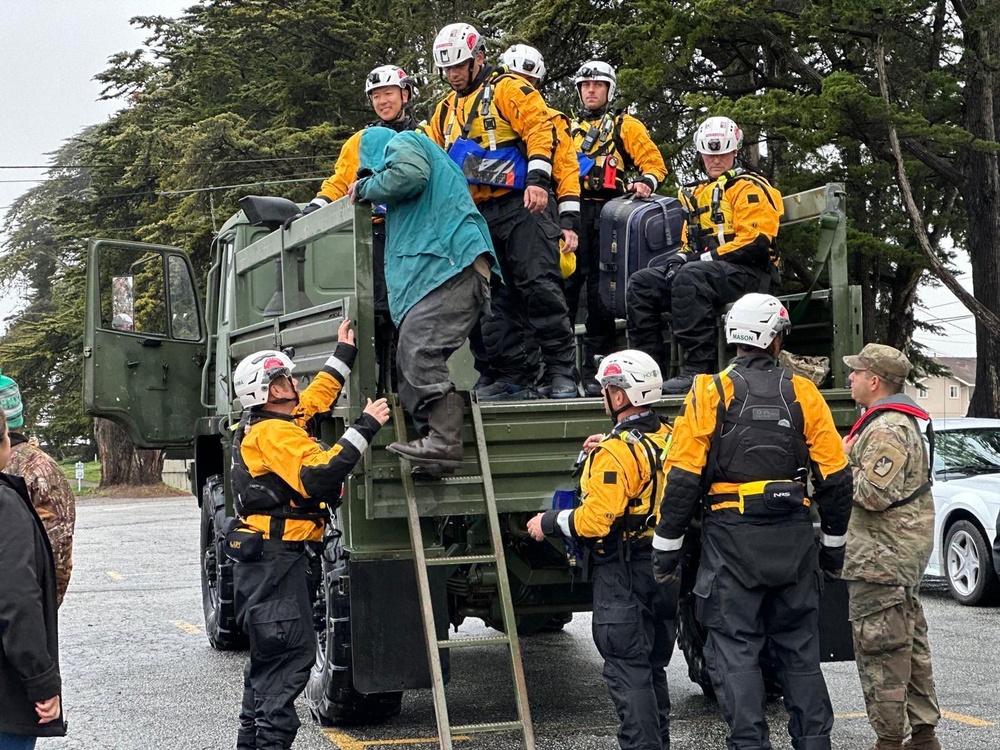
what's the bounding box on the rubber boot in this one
[903,726,941,750]
[387,392,463,468]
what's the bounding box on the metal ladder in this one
[390,395,535,750]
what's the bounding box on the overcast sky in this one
[0,1,978,359]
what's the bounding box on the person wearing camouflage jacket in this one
[6,436,76,607]
[842,344,942,750]
[1,370,76,606]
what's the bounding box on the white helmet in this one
[574,60,617,104]
[365,64,415,99]
[500,44,546,82]
[433,23,484,69]
[233,350,295,409]
[695,116,743,154]
[725,293,791,349]
[596,350,662,406]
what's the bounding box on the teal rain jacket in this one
[355,127,500,326]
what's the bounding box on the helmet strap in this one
[604,387,631,425]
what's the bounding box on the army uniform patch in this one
[863,443,906,490]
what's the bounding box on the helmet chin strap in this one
[604,388,630,425]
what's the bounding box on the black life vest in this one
[707,364,809,488]
[231,411,328,523]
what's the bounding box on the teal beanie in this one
[0,368,24,429]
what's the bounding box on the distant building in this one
[905,357,975,418]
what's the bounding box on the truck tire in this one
[306,541,403,726]
[677,590,716,699]
[677,593,783,701]
[677,538,782,702]
[200,475,247,650]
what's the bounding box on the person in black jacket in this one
[651,294,853,750]
[0,418,66,748]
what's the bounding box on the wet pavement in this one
[39,496,999,749]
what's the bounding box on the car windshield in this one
[933,427,1000,479]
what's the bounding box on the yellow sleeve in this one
[664,375,727,475]
[715,177,782,259]
[292,370,343,428]
[426,98,450,149]
[571,443,634,538]
[550,110,581,203]
[494,76,555,182]
[244,420,350,497]
[620,115,668,188]
[793,376,849,479]
[317,131,363,202]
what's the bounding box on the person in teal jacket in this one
[350,127,500,474]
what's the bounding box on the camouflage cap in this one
[0,368,24,429]
[843,343,911,386]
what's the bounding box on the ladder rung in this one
[426,554,497,566]
[450,720,526,735]
[439,635,509,649]
[415,474,484,486]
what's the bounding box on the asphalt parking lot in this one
[38,496,999,750]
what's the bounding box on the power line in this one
[158,176,326,196]
[0,155,341,170]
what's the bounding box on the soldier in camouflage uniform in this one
[842,344,942,750]
[1,370,76,606]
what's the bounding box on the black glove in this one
[282,201,322,231]
[818,544,845,581]
[652,547,683,586]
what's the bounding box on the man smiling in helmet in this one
[284,65,418,381]
[627,115,783,394]
[527,349,676,750]
[427,23,578,401]
[570,61,668,394]
[288,65,418,224]
[651,293,852,750]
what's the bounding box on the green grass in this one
[57,459,102,490]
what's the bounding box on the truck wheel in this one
[307,543,403,726]
[944,520,1000,606]
[200,475,247,650]
[677,594,783,701]
[677,592,716,699]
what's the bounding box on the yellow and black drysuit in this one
[427,66,575,393]
[627,169,782,380]
[231,342,385,750]
[570,110,668,385]
[538,410,677,750]
[651,353,853,750]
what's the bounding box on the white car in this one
[925,418,1000,606]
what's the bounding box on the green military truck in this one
[82,183,861,732]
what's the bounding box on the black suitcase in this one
[598,195,686,318]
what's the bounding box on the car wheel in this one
[944,520,1000,606]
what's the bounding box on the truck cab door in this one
[83,240,206,448]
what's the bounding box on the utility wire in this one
[0,155,341,169]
